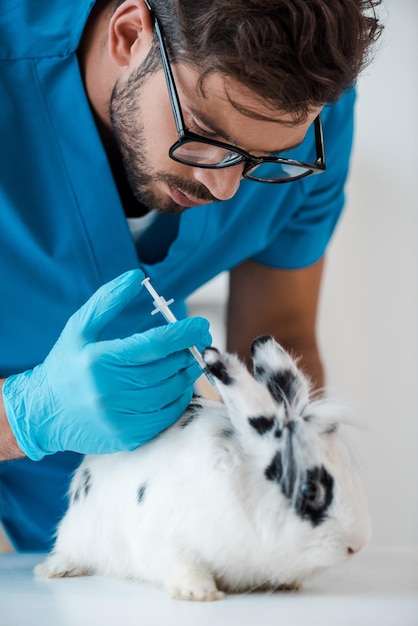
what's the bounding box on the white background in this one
[0,5,416,623]
[189,0,418,550]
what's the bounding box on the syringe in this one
[141,277,216,387]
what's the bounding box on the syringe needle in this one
[141,277,216,387]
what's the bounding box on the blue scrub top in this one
[0,0,356,550]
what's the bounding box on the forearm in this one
[0,379,26,461]
[274,337,325,392]
[226,258,326,393]
[228,330,325,392]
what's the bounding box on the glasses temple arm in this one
[314,116,326,167]
[151,13,186,136]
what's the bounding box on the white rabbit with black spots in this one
[35,335,371,601]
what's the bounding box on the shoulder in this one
[0,0,96,60]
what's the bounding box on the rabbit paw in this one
[168,557,225,601]
[170,579,225,602]
[34,552,89,578]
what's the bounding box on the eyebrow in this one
[188,106,306,155]
[188,107,237,142]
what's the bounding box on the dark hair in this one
[116,0,383,121]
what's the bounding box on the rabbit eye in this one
[300,481,326,509]
[296,466,334,526]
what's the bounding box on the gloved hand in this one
[2,269,211,460]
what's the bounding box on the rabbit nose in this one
[347,538,367,556]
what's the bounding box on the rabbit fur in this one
[35,335,371,601]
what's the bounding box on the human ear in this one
[108,0,154,68]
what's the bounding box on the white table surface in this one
[1,547,417,626]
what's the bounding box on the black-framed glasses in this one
[150,8,326,184]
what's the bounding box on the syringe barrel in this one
[141,276,216,387]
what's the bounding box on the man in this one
[0,0,382,551]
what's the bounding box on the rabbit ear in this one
[202,347,283,440]
[250,336,311,412]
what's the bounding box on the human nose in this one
[192,164,243,201]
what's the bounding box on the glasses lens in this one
[171,141,243,167]
[245,161,312,182]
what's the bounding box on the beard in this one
[109,52,217,214]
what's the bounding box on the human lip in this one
[166,184,212,207]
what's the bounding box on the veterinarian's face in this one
[110,60,320,214]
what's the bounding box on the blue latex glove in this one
[2,269,211,460]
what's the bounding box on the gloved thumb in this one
[66,269,145,340]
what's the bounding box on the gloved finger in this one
[95,346,202,386]
[126,362,202,413]
[134,352,204,386]
[109,388,195,451]
[132,392,195,445]
[100,317,211,363]
[67,269,145,340]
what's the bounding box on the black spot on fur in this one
[323,423,338,435]
[248,416,274,435]
[253,363,266,381]
[219,427,235,438]
[296,466,334,526]
[267,370,298,404]
[250,335,274,357]
[274,427,283,438]
[286,420,297,434]
[73,468,92,503]
[137,483,147,504]
[82,469,92,496]
[280,431,298,499]
[179,401,203,428]
[265,451,283,481]
[205,359,233,385]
